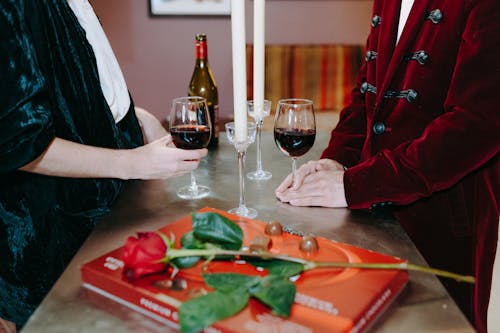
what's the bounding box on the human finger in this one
[316,159,345,172]
[175,148,207,161]
[164,134,174,147]
[177,159,201,171]
[277,186,318,203]
[275,172,294,193]
[291,161,321,190]
[153,133,175,148]
[289,196,323,207]
[278,172,329,201]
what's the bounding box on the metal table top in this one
[21,131,474,333]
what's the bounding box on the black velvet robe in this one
[0,0,144,327]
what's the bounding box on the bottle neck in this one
[196,40,208,60]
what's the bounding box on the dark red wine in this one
[170,125,211,149]
[274,128,316,157]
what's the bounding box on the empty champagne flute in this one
[274,98,316,187]
[247,99,272,181]
[225,122,257,218]
[169,96,211,199]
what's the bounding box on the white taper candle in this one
[231,0,247,142]
[253,0,265,119]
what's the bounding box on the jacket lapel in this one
[375,0,401,95]
[376,0,434,105]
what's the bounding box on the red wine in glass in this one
[170,124,211,150]
[274,127,316,157]
[273,99,316,186]
[169,96,212,199]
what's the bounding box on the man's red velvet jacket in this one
[321,1,500,331]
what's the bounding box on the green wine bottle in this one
[188,34,219,148]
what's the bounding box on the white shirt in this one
[489,219,500,333]
[397,0,414,44]
[67,0,130,123]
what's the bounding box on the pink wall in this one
[91,0,373,122]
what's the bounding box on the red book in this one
[81,207,408,332]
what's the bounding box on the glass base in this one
[228,206,258,219]
[247,170,272,181]
[176,185,210,200]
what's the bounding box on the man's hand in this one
[275,159,348,207]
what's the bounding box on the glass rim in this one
[172,96,207,104]
[247,99,271,106]
[225,121,257,129]
[277,98,313,105]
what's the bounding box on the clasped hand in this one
[275,159,348,208]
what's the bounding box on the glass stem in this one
[291,157,298,187]
[255,119,263,172]
[238,150,247,209]
[190,171,199,195]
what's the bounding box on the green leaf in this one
[202,273,260,293]
[181,231,207,250]
[191,212,243,250]
[170,232,207,268]
[179,290,249,333]
[247,258,304,277]
[250,275,296,317]
[171,256,199,269]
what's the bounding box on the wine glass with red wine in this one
[169,96,211,199]
[274,98,316,187]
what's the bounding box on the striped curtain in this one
[246,44,364,112]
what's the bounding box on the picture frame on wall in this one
[149,0,231,16]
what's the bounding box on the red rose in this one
[122,232,167,281]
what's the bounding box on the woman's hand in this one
[20,136,207,181]
[275,159,347,208]
[126,135,207,180]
